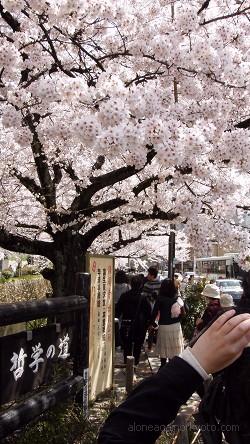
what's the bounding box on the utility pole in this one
[168,8,178,281]
[168,224,176,280]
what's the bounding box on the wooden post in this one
[125,356,135,394]
[174,413,189,444]
[168,225,176,280]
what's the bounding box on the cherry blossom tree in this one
[0,0,250,296]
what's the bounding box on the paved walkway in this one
[113,346,158,400]
[79,347,202,443]
[113,346,202,443]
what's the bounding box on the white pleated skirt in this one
[155,323,184,359]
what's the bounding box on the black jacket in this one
[116,289,152,330]
[151,296,181,326]
[98,357,202,444]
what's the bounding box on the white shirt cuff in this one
[180,347,211,381]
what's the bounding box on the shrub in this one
[1,269,13,280]
[181,280,207,341]
[21,266,39,276]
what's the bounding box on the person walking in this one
[142,266,161,351]
[114,269,130,305]
[149,278,184,368]
[114,269,130,347]
[115,275,151,366]
[196,283,221,332]
[142,267,161,307]
[220,293,235,310]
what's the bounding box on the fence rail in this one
[0,375,83,439]
[0,295,86,326]
[0,274,90,440]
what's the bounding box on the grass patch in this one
[2,396,116,444]
[0,274,42,285]
[10,275,41,282]
[3,401,85,444]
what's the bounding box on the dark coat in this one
[197,299,221,332]
[98,357,202,444]
[115,288,152,340]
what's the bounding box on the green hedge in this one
[181,281,207,341]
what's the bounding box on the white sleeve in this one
[180,347,212,381]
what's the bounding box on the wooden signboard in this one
[87,255,114,400]
[0,324,76,405]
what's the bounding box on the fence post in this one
[125,356,135,394]
[74,272,90,415]
[174,413,189,444]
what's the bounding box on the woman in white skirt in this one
[149,278,184,368]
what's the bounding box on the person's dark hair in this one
[137,273,146,288]
[115,269,128,284]
[130,275,144,291]
[159,278,177,298]
[147,266,158,278]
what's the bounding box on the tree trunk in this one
[49,232,87,298]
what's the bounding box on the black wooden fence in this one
[0,273,90,440]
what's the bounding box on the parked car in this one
[216,279,243,305]
[159,271,169,281]
[184,272,195,277]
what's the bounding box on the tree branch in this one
[57,169,176,231]
[131,208,177,223]
[0,227,53,259]
[14,222,41,230]
[24,113,55,208]
[103,230,146,254]
[200,6,250,25]
[11,168,44,205]
[52,163,62,185]
[39,21,75,78]
[177,66,246,89]
[82,197,127,217]
[61,162,82,193]
[125,69,164,87]
[68,33,105,72]
[197,0,211,15]
[133,177,158,197]
[83,207,178,250]
[0,2,20,32]
[83,219,118,249]
[60,170,169,230]
[235,117,250,129]
[70,145,156,212]
[91,155,105,172]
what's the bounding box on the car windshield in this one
[217,280,241,288]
